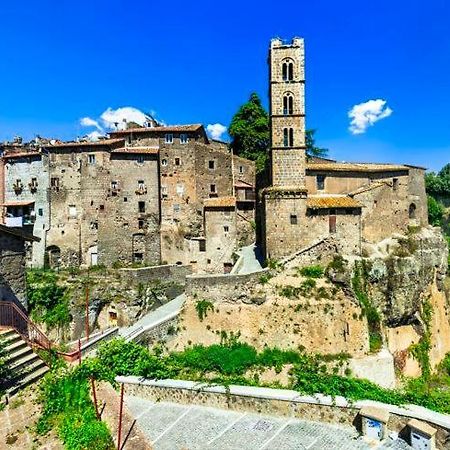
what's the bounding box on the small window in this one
[161,158,168,166]
[210,184,216,193]
[393,178,399,191]
[88,154,96,164]
[38,208,43,216]
[138,180,145,189]
[176,184,184,196]
[199,240,206,252]
[224,226,229,233]
[90,221,98,230]
[161,185,168,197]
[208,160,215,170]
[111,180,118,190]
[180,133,188,144]
[239,165,244,174]
[138,201,145,213]
[409,203,417,219]
[290,214,298,225]
[124,197,128,202]
[175,157,180,166]
[283,128,289,147]
[133,252,143,262]
[165,133,173,144]
[51,177,59,188]
[99,204,105,211]
[137,155,144,164]
[317,175,326,191]
[69,205,77,218]
[138,219,145,229]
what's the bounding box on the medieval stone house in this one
[262,38,428,260]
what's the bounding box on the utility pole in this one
[85,282,90,342]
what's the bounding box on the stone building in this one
[1,148,50,267]
[43,138,161,267]
[262,37,428,260]
[0,224,39,308]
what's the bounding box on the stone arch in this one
[282,58,294,81]
[409,203,417,219]
[45,245,61,268]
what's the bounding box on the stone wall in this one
[0,227,28,307]
[117,377,450,447]
[118,264,192,286]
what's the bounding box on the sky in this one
[0,0,449,171]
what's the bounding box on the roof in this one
[306,162,409,173]
[0,224,40,242]
[1,200,35,207]
[2,151,42,160]
[348,181,390,196]
[45,138,124,148]
[110,124,203,135]
[203,196,236,208]
[111,147,159,155]
[306,195,362,209]
[234,180,254,189]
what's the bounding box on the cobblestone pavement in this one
[125,395,413,450]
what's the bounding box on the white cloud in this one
[85,130,105,141]
[100,106,149,130]
[206,123,227,140]
[348,99,393,135]
[80,117,102,131]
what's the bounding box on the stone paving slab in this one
[125,395,413,450]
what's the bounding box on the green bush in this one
[195,300,214,321]
[299,265,324,278]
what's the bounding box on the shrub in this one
[195,300,214,321]
[299,265,324,278]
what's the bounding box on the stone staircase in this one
[0,328,49,397]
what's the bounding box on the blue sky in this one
[0,0,449,171]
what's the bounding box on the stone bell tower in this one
[269,37,306,186]
[262,37,308,260]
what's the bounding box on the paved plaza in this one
[125,395,413,450]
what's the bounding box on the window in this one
[161,158,168,166]
[283,93,294,115]
[180,133,188,144]
[393,178,399,191]
[290,214,298,225]
[124,197,128,202]
[224,226,229,233]
[161,185,168,198]
[90,221,98,230]
[68,205,77,218]
[317,175,326,191]
[208,160,215,170]
[138,201,145,213]
[137,155,144,164]
[176,184,184,196]
[199,240,206,252]
[210,184,216,193]
[173,204,180,213]
[165,133,173,144]
[38,208,43,216]
[111,180,118,190]
[138,219,145,229]
[99,204,105,211]
[409,203,417,219]
[282,60,294,81]
[51,177,59,188]
[138,180,145,189]
[289,128,294,146]
[133,252,143,262]
[88,154,96,164]
[239,165,244,174]
[175,157,180,166]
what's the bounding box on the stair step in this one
[7,365,49,397]
[5,339,27,355]
[9,352,39,373]
[12,358,46,381]
[6,345,33,365]
[2,333,22,347]
[0,328,16,340]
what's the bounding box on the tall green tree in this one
[228,93,328,172]
[228,93,270,173]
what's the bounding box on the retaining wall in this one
[119,264,192,286]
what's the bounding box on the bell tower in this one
[262,37,308,260]
[269,37,306,186]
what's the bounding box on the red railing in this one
[0,301,52,351]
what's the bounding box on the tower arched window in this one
[283,93,294,115]
[289,128,294,146]
[409,203,417,219]
[282,59,294,81]
[283,128,289,147]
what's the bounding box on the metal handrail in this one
[0,301,52,350]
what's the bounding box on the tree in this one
[229,93,270,173]
[305,129,328,158]
[427,195,444,226]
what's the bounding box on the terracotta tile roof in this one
[111,147,159,155]
[263,185,308,193]
[306,195,362,209]
[110,124,203,135]
[45,138,125,148]
[234,180,254,189]
[306,162,409,172]
[2,151,42,160]
[348,181,390,196]
[203,196,236,208]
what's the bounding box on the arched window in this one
[283,93,294,115]
[409,203,417,219]
[289,128,294,146]
[283,128,289,147]
[282,59,294,81]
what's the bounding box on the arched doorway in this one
[45,245,61,268]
